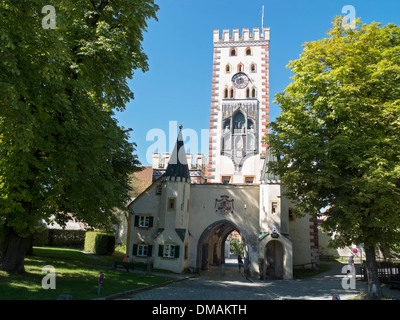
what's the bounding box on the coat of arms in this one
[215,195,234,216]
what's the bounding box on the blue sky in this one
[115,0,400,166]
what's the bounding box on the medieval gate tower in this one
[208,28,270,184]
[128,26,313,280]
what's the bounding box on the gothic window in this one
[246,88,250,98]
[252,88,256,98]
[223,119,230,130]
[245,47,252,56]
[237,63,244,72]
[230,48,237,56]
[247,119,254,130]
[233,112,245,130]
[223,119,231,131]
[225,64,231,73]
[250,63,257,73]
[230,88,234,98]
[224,88,228,99]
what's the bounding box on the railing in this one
[360,262,400,283]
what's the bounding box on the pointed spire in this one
[260,149,280,183]
[164,125,190,182]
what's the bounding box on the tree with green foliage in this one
[0,0,158,273]
[230,238,243,256]
[266,17,400,298]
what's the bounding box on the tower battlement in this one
[213,28,270,44]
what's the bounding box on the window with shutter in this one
[137,244,148,257]
[161,244,180,259]
[135,215,153,228]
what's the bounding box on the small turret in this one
[163,125,190,182]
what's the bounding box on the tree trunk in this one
[125,211,131,257]
[0,228,28,273]
[365,245,382,298]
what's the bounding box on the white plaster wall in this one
[289,213,312,266]
[129,182,161,263]
[188,184,260,270]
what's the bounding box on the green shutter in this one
[174,245,180,258]
[134,215,139,227]
[158,245,164,257]
[147,245,153,257]
[132,244,138,256]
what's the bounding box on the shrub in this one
[84,231,115,255]
[48,229,86,247]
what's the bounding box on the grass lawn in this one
[293,263,331,279]
[0,247,173,300]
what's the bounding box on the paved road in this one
[121,263,275,300]
[118,260,400,301]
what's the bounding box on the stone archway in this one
[196,220,247,272]
[265,240,284,279]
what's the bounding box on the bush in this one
[48,229,86,247]
[84,231,115,255]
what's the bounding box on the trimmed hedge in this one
[48,229,86,247]
[32,229,86,248]
[84,231,115,255]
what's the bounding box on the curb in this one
[93,274,197,300]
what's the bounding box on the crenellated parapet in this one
[213,28,270,47]
[152,153,207,184]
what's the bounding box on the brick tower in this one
[207,28,270,184]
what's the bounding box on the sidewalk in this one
[250,261,400,300]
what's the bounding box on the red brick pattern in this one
[260,45,269,155]
[207,48,220,182]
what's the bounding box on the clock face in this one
[232,72,249,89]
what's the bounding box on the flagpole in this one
[261,5,264,30]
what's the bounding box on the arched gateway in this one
[197,220,247,271]
[127,26,316,280]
